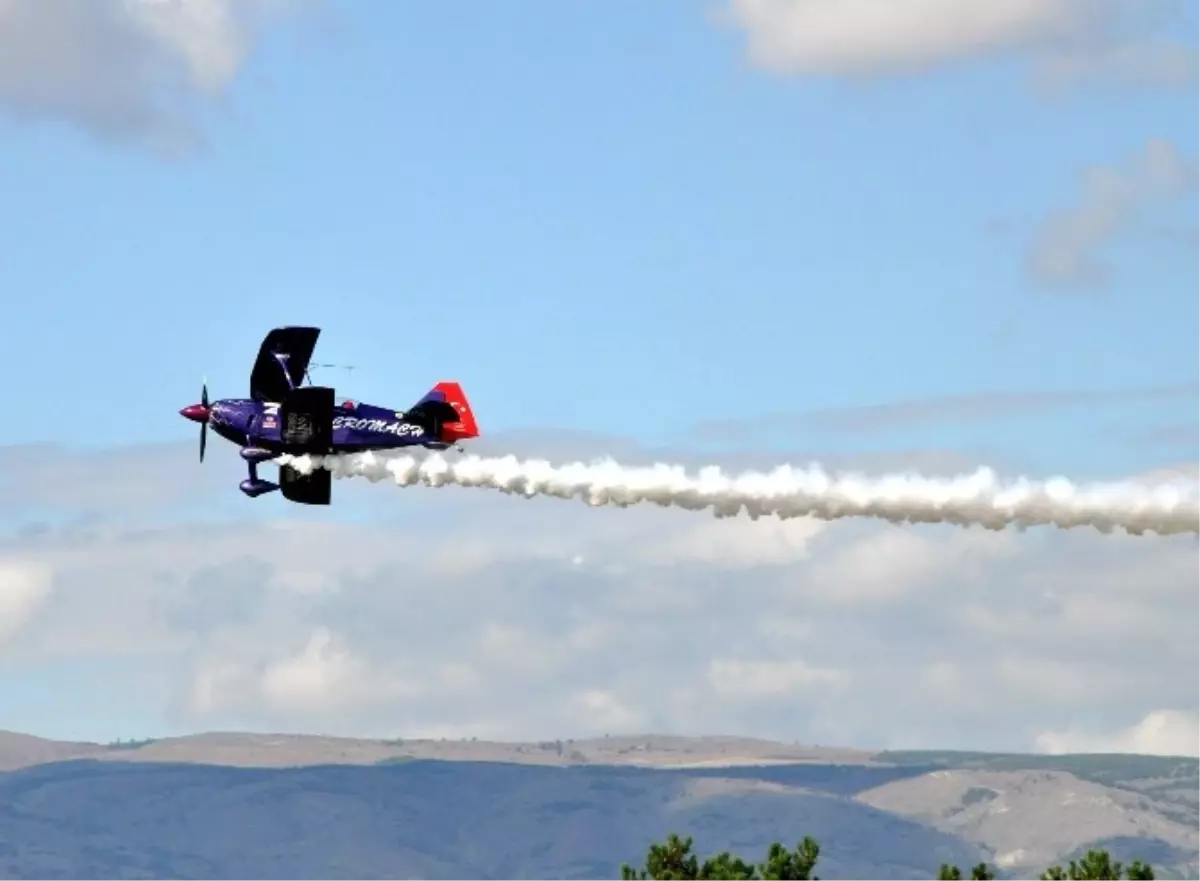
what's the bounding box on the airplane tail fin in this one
[412,381,479,443]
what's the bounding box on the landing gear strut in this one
[238,447,280,498]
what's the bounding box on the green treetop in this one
[621,834,1155,881]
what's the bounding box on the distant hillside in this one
[0,758,987,879]
[0,731,1195,879]
[0,730,878,771]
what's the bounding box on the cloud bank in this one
[1,437,1195,755]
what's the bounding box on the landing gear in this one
[240,477,278,498]
[238,449,279,498]
[421,441,467,454]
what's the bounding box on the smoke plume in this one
[277,452,1199,537]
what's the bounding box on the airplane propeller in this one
[177,379,211,463]
[199,378,209,462]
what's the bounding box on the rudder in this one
[403,381,477,444]
[430,381,478,441]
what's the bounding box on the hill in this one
[0,731,1195,879]
[0,730,878,771]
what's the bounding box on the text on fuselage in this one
[333,416,424,436]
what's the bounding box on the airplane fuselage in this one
[204,398,437,453]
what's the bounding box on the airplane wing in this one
[250,326,321,403]
[279,464,332,505]
[279,385,334,453]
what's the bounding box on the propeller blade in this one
[201,377,209,409]
[200,422,207,462]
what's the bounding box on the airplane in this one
[178,326,479,506]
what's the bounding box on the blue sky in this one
[0,1,1197,753]
[1,1,1195,474]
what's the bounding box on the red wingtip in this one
[434,381,479,441]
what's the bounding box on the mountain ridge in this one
[0,729,887,771]
[0,730,1195,879]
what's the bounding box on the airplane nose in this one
[179,403,210,423]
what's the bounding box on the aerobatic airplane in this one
[178,326,479,505]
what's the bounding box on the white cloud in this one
[708,658,850,697]
[628,515,828,567]
[763,523,1018,613]
[0,0,316,151]
[720,0,1197,94]
[184,625,428,723]
[568,690,648,733]
[1036,36,1199,94]
[994,655,1145,704]
[1035,709,1200,757]
[1026,138,1198,291]
[259,627,365,710]
[723,0,1078,76]
[0,440,1196,751]
[0,560,53,646]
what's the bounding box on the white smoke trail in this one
[276,452,1200,536]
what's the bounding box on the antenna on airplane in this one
[306,362,357,385]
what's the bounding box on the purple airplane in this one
[179,326,480,505]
